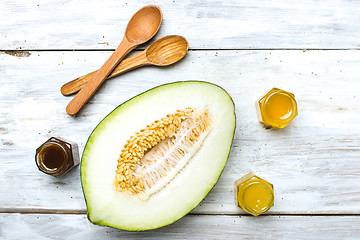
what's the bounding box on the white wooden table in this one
[1,0,360,239]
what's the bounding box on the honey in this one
[36,137,80,177]
[256,88,297,128]
[38,143,67,171]
[234,173,274,216]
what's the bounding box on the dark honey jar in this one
[35,137,80,177]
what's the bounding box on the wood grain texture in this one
[65,38,134,115]
[2,0,360,50]
[0,50,359,214]
[61,51,148,96]
[66,5,162,114]
[1,213,360,239]
[61,35,188,95]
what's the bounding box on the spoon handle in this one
[66,38,135,115]
[61,50,148,96]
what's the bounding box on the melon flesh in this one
[81,81,236,231]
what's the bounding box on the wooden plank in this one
[1,213,360,239]
[2,0,360,50]
[0,50,359,214]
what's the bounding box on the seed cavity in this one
[114,107,212,200]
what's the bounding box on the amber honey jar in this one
[35,137,80,177]
[234,172,274,216]
[256,88,298,128]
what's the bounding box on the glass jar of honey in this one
[234,172,274,216]
[35,137,80,177]
[256,88,298,128]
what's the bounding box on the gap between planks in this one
[1,209,360,217]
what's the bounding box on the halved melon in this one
[81,81,236,231]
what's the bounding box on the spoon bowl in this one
[126,6,162,43]
[146,35,188,66]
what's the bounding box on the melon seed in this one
[114,107,212,200]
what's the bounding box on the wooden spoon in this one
[66,5,162,115]
[61,35,188,96]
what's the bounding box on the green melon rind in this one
[81,80,236,231]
